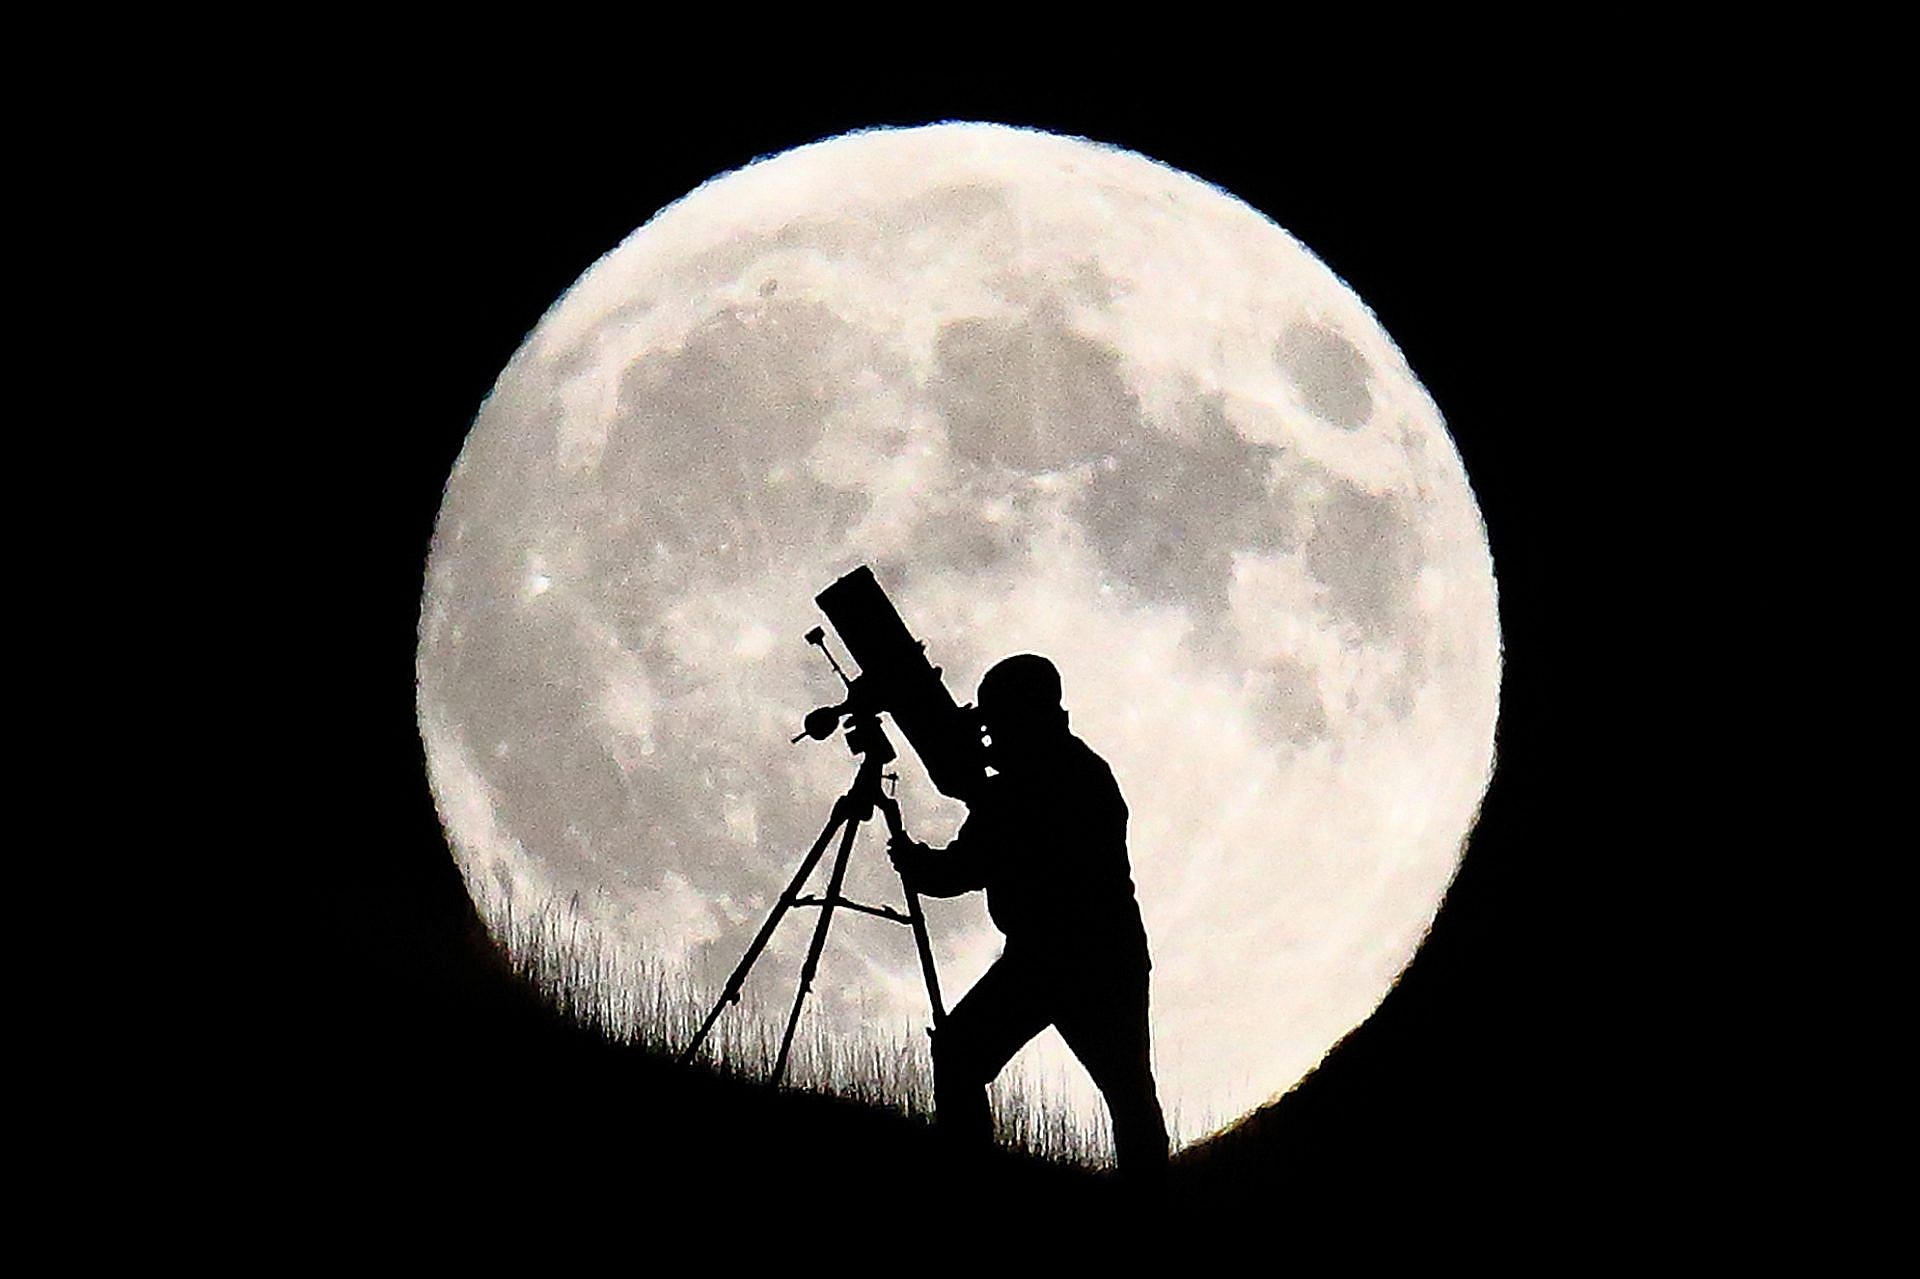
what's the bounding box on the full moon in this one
[417,123,1500,1145]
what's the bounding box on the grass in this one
[470,870,1120,1171]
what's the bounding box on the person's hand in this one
[887,833,922,877]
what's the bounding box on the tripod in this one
[679,711,946,1084]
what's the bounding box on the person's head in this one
[976,654,1069,774]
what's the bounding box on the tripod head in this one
[792,659,898,753]
[838,708,896,769]
[794,678,901,825]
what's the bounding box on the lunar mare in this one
[418,124,1500,1143]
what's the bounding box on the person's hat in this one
[978,653,1063,711]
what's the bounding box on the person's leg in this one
[1054,962,1169,1177]
[931,951,1052,1154]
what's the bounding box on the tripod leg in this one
[874,790,946,1030]
[678,800,849,1067]
[903,884,945,1030]
[772,808,862,1085]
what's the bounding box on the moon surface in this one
[417,123,1500,1144]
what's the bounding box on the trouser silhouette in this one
[931,944,1170,1172]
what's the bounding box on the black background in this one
[298,78,1685,1234]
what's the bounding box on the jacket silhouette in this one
[890,654,1169,1176]
[904,734,1149,969]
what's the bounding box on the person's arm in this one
[887,814,991,898]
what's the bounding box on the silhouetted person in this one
[888,654,1170,1180]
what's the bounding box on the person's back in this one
[965,733,1148,971]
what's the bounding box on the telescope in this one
[680,565,981,1082]
[793,565,989,803]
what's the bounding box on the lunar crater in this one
[930,311,1142,474]
[1301,480,1421,641]
[1277,322,1375,430]
[1076,395,1288,615]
